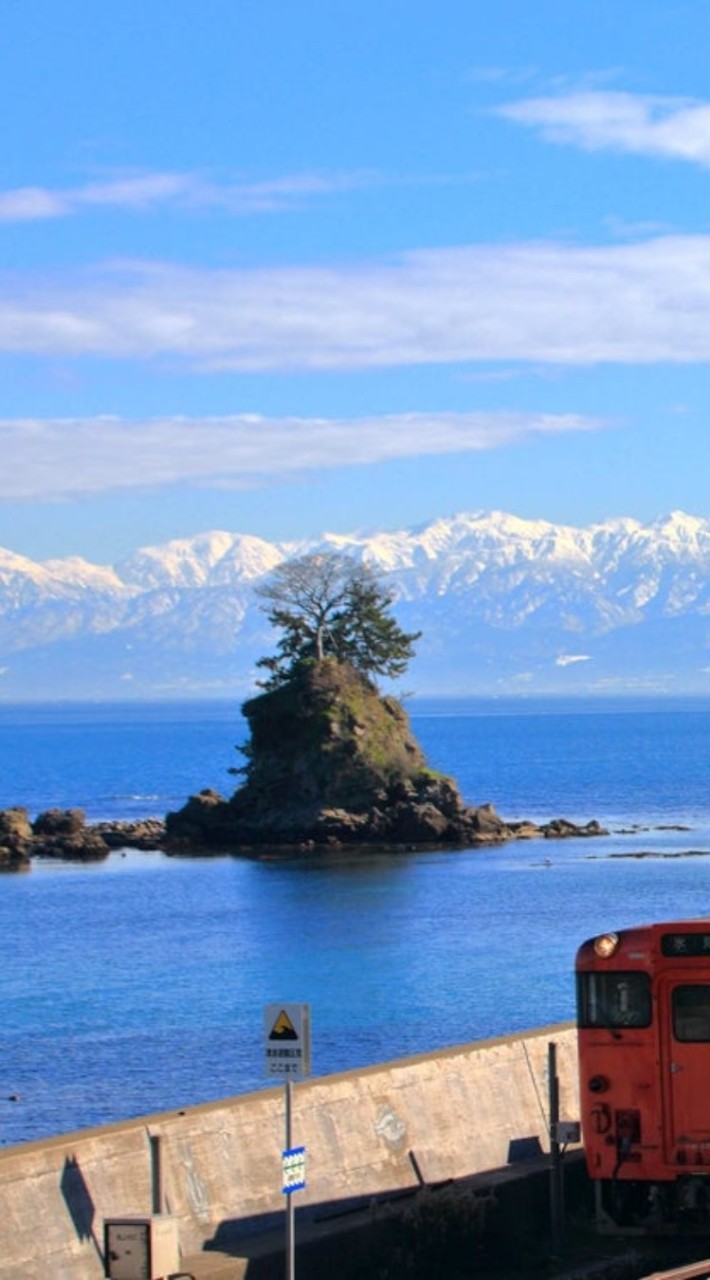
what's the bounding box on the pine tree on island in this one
[253,551,421,690]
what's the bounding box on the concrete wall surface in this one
[0,1022,578,1279]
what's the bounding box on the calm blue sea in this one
[3,695,710,1147]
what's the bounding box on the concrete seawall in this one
[0,1022,579,1279]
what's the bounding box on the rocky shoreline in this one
[0,801,609,870]
[0,807,165,870]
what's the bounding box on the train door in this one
[660,976,710,1162]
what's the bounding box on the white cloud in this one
[0,187,72,220]
[0,173,191,221]
[496,91,710,166]
[1,235,710,369]
[555,654,591,667]
[0,169,392,222]
[0,411,603,501]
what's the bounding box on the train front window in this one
[673,985,710,1041]
[577,972,651,1028]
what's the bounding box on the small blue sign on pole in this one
[282,1145,306,1194]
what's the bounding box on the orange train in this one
[576,919,710,1229]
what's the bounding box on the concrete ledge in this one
[0,1022,578,1279]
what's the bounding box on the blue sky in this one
[4,0,710,561]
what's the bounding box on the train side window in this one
[577,971,652,1028]
[672,985,710,1041]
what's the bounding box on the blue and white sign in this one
[282,1145,306,1194]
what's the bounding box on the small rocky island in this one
[0,553,607,867]
[165,658,606,852]
[0,659,606,869]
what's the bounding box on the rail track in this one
[639,1260,710,1280]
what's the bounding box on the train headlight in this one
[593,932,619,958]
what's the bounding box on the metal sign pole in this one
[548,1041,563,1253]
[285,1077,294,1280]
[264,1003,310,1280]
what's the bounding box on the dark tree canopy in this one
[255,551,421,689]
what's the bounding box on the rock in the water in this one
[0,808,33,871]
[32,830,110,861]
[165,659,607,853]
[0,806,168,867]
[94,819,165,850]
[0,807,33,843]
[31,808,109,861]
[33,808,86,837]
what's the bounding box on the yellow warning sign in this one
[264,1003,311,1079]
[269,1009,299,1041]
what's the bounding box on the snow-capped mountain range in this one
[3,509,710,700]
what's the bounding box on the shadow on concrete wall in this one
[60,1155,105,1268]
[193,1151,589,1280]
[203,1135,550,1264]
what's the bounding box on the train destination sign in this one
[264,1003,311,1080]
[661,933,710,957]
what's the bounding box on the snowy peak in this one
[41,557,127,593]
[4,508,710,598]
[3,509,710,698]
[0,547,126,604]
[116,531,284,590]
[648,510,710,556]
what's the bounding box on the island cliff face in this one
[165,659,606,851]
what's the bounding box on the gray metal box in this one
[104,1216,179,1280]
[552,1120,581,1144]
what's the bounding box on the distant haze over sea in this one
[2,508,710,701]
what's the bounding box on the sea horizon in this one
[4,689,710,713]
